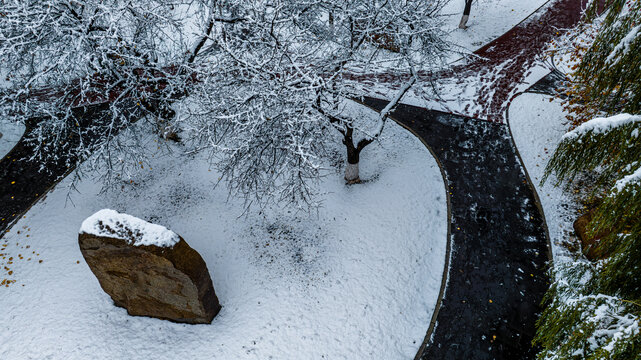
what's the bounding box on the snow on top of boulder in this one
[79,209,180,247]
[562,113,641,140]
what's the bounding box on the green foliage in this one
[538,116,641,359]
[544,115,641,300]
[543,120,641,187]
[536,2,641,358]
[565,0,641,126]
[535,260,641,359]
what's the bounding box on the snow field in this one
[0,116,447,360]
[0,120,25,160]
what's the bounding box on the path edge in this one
[0,165,77,239]
[504,89,554,263]
[355,98,453,360]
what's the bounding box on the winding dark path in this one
[0,104,116,234]
[0,120,71,234]
[365,97,550,359]
[0,0,590,358]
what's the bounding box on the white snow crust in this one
[79,209,180,248]
[0,120,26,159]
[614,166,641,193]
[563,113,641,140]
[606,24,640,65]
[0,116,447,360]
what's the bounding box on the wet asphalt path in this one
[0,104,120,234]
[364,97,549,360]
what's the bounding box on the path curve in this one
[365,97,549,359]
[0,105,113,234]
[0,1,593,358]
[355,0,590,123]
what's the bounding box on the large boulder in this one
[78,209,221,324]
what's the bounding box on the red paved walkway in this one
[353,0,590,122]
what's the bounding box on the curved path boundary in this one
[353,0,590,123]
[0,120,68,234]
[0,1,595,358]
[0,104,114,234]
[364,97,549,359]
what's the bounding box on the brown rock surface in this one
[79,231,221,324]
[573,209,611,261]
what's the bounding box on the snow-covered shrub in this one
[536,259,641,359]
[535,1,641,356]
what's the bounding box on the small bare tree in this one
[0,0,213,182]
[1,0,454,209]
[184,0,453,208]
[459,0,473,29]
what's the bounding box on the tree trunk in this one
[345,142,361,184]
[141,99,180,142]
[342,124,367,184]
[329,11,335,35]
[459,0,472,29]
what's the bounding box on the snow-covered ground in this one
[0,2,563,358]
[508,93,579,259]
[0,120,25,159]
[386,61,552,120]
[443,0,549,59]
[0,111,448,359]
[368,0,554,119]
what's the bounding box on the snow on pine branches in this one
[538,112,641,358]
[534,2,641,358]
[563,0,641,127]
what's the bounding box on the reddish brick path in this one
[354,0,590,122]
[462,0,589,121]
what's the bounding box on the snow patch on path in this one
[0,120,25,159]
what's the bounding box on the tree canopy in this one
[0,0,453,208]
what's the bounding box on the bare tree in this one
[184,0,453,208]
[0,0,454,209]
[459,0,473,29]
[0,0,212,181]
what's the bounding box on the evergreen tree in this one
[535,1,641,358]
[565,0,641,126]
